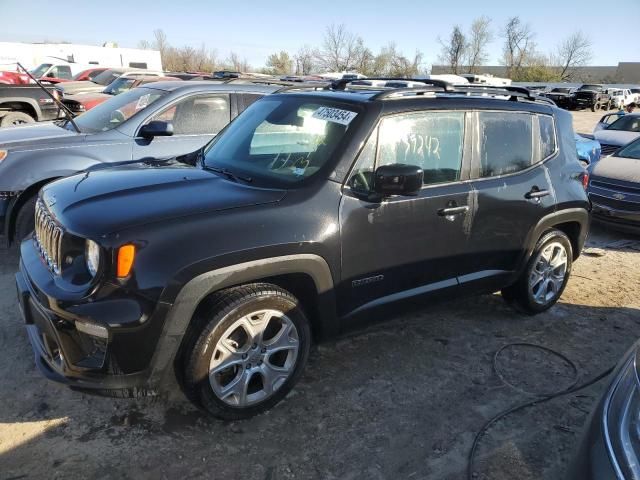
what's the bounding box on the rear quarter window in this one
[538,115,557,160]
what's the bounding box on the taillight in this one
[581,172,589,190]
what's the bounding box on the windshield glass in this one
[616,138,640,159]
[73,87,167,133]
[30,64,51,77]
[606,115,640,132]
[203,97,359,186]
[103,77,136,95]
[92,69,122,86]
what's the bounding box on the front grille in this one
[590,194,640,212]
[34,199,64,274]
[591,180,640,195]
[600,144,620,156]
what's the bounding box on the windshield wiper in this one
[203,165,252,183]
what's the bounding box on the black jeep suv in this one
[16,81,590,419]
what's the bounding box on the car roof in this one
[140,80,283,94]
[273,87,556,114]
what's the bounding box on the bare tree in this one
[137,39,151,50]
[466,16,492,74]
[316,24,366,72]
[555,31,592,81]
[225,52,250,72]
[438,26,468,74]
[294,45,315,75]
[502,17,536,78]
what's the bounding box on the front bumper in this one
[591,203,640,235]
[16,236,171,392]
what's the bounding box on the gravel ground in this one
[1,111,638,480]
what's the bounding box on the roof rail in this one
[328,77,456,92]
[370,87,442,100]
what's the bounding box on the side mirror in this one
[374,164,423,197]
[139,120,174,139]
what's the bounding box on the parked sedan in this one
[62,76,181,114]
[567,338,640,479]
[593,113,640,156]
[588,136,640,234]
[0,81,281,244]
[55,68,164,96]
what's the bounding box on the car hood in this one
[58,81,104,95]
[593,130,640,146]
[592,155,640,184]
[41,163,287,235]
[0,121,83,150]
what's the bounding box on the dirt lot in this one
[1,110,639,480]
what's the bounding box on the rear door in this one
[339,110,473,315]
[132,93,231,159]
[461,111,557,286]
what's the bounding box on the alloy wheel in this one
[529,241,568,305]
[208,309,299,407]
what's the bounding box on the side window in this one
[377,111,465,185]
[51,66,72,79]
[538,115,556,160]
[477,112,532,177]
[147,95,230,135]
[347,127,377,192]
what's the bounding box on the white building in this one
[0,42,162,71]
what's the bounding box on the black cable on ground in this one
[467,342,615,480]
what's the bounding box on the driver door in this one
[339,111,473,316]
[132,94,231,160]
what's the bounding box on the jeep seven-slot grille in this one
[34,199,64,274]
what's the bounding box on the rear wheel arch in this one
[0,100,39,120]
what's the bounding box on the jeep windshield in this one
[203,97,359,186]
[69,87,167,133]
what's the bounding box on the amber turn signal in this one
[117,244,136,278]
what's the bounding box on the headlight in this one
[0,150,7,163]
[604,348,640,479]
[85,239,100,277]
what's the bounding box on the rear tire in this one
[591,103,600,112]
[181,283,311,420]
[14,196,37,244]
[502,229,573,315]
[606,101,612,110]
[0,111,35,127]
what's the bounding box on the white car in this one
[593,112,640,156]
[606,88,635,109]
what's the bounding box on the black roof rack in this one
[328,76,455,92]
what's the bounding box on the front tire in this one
[502,229,573,314]
[14,195,37,244]
[181,283,311,420]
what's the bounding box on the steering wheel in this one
[352,171,371,191]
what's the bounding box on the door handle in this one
[525,188,550,200]
[437,205,469,217]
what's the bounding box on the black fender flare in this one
[520,207,590,269]
[147,254,336,386]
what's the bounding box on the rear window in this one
[477,112,533,177]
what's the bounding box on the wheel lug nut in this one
[252,343,258,349]
[246,364,251,369]
[261,347,266,353]
[242,353,248,359]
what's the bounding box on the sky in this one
[0,0,638,70]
